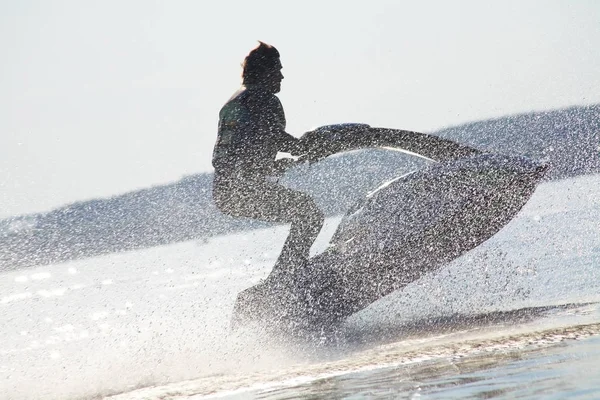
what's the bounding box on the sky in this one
[1,0,599,218]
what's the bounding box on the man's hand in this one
[271,158,299,176]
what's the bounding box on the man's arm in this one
[262,94,306,156]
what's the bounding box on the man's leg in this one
[216,180,324,270]
[275,191,324,268]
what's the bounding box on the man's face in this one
[267,68,284,93]
[263,58,284,93]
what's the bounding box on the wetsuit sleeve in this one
[262,96,303,155]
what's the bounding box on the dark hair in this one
[242,41,281,85]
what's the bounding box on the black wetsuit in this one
[212,86,324,269]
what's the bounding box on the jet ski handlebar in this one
[297,123,483,163]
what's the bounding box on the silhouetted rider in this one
[212,42,324,273]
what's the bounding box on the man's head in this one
[242,41,284,93]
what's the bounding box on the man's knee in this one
[294,197,324,232]
[293,192,319,213]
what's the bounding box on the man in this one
[212,42,324,275]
